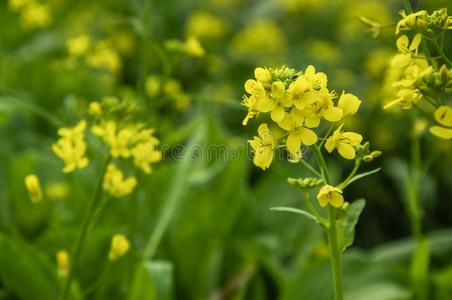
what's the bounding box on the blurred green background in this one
[0,0,451,299]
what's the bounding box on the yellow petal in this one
[430,126,452,140]
[338,143,356,160]
[256,97,275,112]
[338,93,361,116]
[318,196,328,207]
[396,35,409,51]
[286,132,302,158]
[342,132,363,145]
[305,115,320,128]
[434,106,452,127]
[323,106,343,122]
[271,81,285,98]
[300,128,318,146]
[329,193,344,208]
[409,33,422,52]
[255,67,271,83]
[271,106,286,122]
[324,137,336,153]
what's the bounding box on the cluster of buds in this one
[287,177,324,189]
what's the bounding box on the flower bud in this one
[108,234,130,261]
[57,250,70,278]
[24,174,43,204]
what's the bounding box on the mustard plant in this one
[242,65,380,300]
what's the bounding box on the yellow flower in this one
[45,182,69,200]
[108,234,130,261]
[8,0,30,11]
[338,92,361,117]
[325,124,362,160]
[130,136,162,173]
[24,174,43,204]
[313,88,343,122]
[103,164,137,197]
[249,123,276,170]
[86,41,121,72]
[56,250,70,278]
[430,106,452,139]
[92,121,133,158]
[317,185,344,208]
[279,110,318,159]
[88,101,102,118]
[186,11,226,40]
[66,34,91,57]
[52,120,89,173]
[145,75,161,97]
[384,88,422,110]
[20,2,51,29]
[395,10,427,34]
[393,34,422,67]
[184,36,205,57]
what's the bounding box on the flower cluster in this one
[243,66,362,169]
[52,120,89,173]
[145,76,191,110]
[385,9,452,140]
[51,97,161,197]
[8,0,51,30]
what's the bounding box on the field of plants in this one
[0,0,451,299]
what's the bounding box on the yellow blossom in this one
[317,185,344,208]
[184,36,205,57]
[325,124,363,160]
[394,34,422,67]
[145,76,161,97]
[20,2,51,29]
[384,88,422,110]
[52,120,89,173]
[45,182,69,200]
[130,137,162,173]
[430,106,452,140]
[249,123,276,170]
[103,164,137,197]
[395,10,427,34]
[88,101,102,118]
[8,0,30,11]
[108,234,130,261]
[186,11,226,40]
[24,174,43,204]
[56,250,70,278]
[279,111,318,159]
[86,41,121,72]
[66,34,91,57]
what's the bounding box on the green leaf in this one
[128,260,174,300]
[270,206,317,223]
[0,234,59,300]
[411,238,430,299]
[347,168,381,186]
[346,282,410,300]
[341,199,366,251]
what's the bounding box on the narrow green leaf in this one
[128,260,174,300]
[341,199,366,251]
[347,168,381,186]
[270,206,317,223]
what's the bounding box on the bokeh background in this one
[0,0,451,299]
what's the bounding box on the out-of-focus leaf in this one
[341,199,365,252]
[0,233,58,300]
[128,260,173,300]
[346,281,410,300]
[411,237,430,299]
[270,206,317,223]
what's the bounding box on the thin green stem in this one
[59,155,111,300]
[338,158,362,190]
[300,158,322,177]
[328,206,344,300]
[302,191,323,223]
[319,124,335,149]
[430,38,452,67]
[311,145,343,300]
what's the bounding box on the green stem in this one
[338,158,362,190]
[59,155,111,300]
[328,206,344,300]
[311,145,343,300]
[430,38,452,67]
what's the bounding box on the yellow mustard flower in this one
[249,123,276,170]
[384,88,422,110]
[395,10,427,34]
[430,106,452,139]
[20,2,51,29]
[86,41,121,72]
[52,120,89,173]
[186,11,226,40]
[184,36,205,57]
[317,185,344,208]
[279,110,318,159]
[325,124,363,160]
[88,101,102,118]
[66,34,91,57]
[130,136,162,173]
[103,164,137,197]
[108,234,130,261]
[56,250,70,278]
[394,34,422,67]
[45,182,69,200]
[24,174,43,204]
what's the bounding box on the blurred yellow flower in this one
[20,2,51,29]
[88,101,102,118]
[52,120,89,173]
[66,34,91,57]
[395,10,427,34]
[24,174,43,204]
[8,0,30,11]
[45,182,69,200]
[86,41,121,72]
[249,123,275,170]
[317,185,344,208]
[145,76,161,97]
[325,124,362,160]
[103,164,137,197]
[186,11,226,40]
[56,250,70,278]
[184,36,205,57]
[108,234,130,261]
[430,106,452,139]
